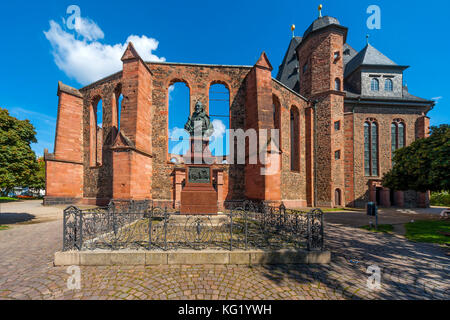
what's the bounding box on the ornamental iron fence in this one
[63,200,324,252]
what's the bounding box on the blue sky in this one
[0,0,448,157]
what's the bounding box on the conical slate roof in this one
[303,16,341,39]
[344,43,405,77]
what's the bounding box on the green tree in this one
[382,124,450,192]
[0,107,39,196]
[29,157,45,192]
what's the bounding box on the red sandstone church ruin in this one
[44,12,434,209]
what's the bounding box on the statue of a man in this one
[184,101,214,138]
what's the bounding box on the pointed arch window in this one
[364,119,378,176]
[90,97,103,167]
[371,78,379,91]
[391,119,405,163]
[290,106,300,172]
[273,95,281,151]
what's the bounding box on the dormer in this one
[344,43,408,98]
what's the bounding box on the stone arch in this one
[167,81,190,157]
[112,83,122,133]
[335,188,342,207]
[90,95,103,167]
[272,94,282,151]
[208,82,230,157]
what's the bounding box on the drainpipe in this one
[312,99,319,208]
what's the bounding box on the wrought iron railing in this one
[63,200,324,252]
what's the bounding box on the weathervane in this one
[318,4,323,18]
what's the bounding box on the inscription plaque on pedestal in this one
[188,166,211,184]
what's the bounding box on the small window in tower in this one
[334,78,341,91]
[333,51,340,60]
[335,150,341,160]
[303,63,308,74]
[334,121,341,131]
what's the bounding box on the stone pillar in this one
[112,42,153,201]
[395,191,404,207]
[173,168,186,210]
[244,52,281,203]
[214,169,224,211]
[44,82,84,205]
[380,187,391,207]
[305,107,314,207]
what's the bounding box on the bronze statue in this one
[184,101,214,138]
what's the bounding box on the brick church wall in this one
[350,104,430,207]
[79,73,122,204]
[272,80,308,207]
[143,63,251,203]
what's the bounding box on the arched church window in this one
[290,106,300,172]
[364,119,379,176]
[391,119,405,163]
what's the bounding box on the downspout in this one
[312,99,319,208]
[352,97,360,207]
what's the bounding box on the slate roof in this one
[275,36,302,92]
[343,43,358,67]
[344,86,434,104]
[344,43,407,77]
[303,16,341,39]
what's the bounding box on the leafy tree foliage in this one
[0,108,39,196]
[383,124,450,192]
[29,157,45,191]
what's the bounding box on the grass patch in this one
[0,225,10,231]
[430,191,450,207]
[321,207,358,212]
[0,197,19,203]
[405,220,450,245]
[361,224,394,233]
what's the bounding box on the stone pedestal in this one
[180,137,218,215]
[180,165,218,214]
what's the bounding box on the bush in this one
[430,192,450,207]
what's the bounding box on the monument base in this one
[180,164,218,215]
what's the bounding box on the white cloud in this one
[432,96,443,104]
[74,16,104,41]
[211,119,226,139]
[44,15,165,85]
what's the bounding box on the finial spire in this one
[291,24,296,38]
[318,4,323,18]
[366,34,370,45]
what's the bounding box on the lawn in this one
[0,197,19,203]
[320,207,361,212]
[361,224,394,233]
[404,220,450,245]
[0,225,10,231]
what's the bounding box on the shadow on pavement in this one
[0,212,36,225]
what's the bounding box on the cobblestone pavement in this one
[0,203,448,300]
